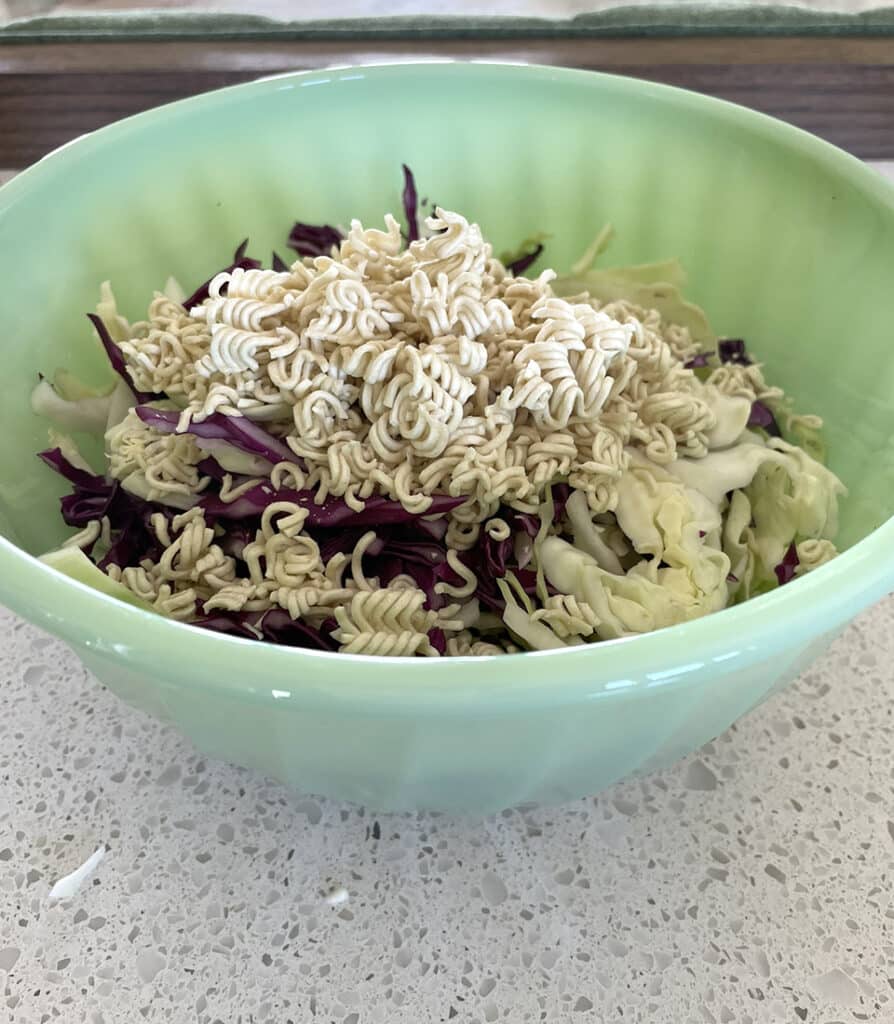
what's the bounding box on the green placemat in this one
[3,5,894,41]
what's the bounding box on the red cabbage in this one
[506,243,544,277]
[748,400,782,438]
[774,542,800,586]
[192,609,337,651]
[287,222,344,259]
[511,511,540,539]
[196,456,227,481]
[256,609,338,651]
[135,405,294,465]
[518,568,555,598]
[501,487,564,543]
[38,447,106,491]
[685,352,711,369]
[461,536,504,609]
[371,555,457,612]
[470,567,537,615]
[192,613,262,641]
[98,531,143,570]
[464,537,557,614]
[182,239,263,309]
[316,524,451,566]
[201,483,464,527]
[402,163,420,244]
[429,628,447,655]
[458,543,508,614]
[271,251,290,272]
[316,527,366,565]
[59,490,116,528]
[38,446,166,565]
[379,537,446,568]
[414,517,449,542]
[54,455,172,566]
[717,338,752,366]
[86,313,154,402]
[551,483,571,521]
[376,554,410,587]
[97,498,173,570]
[312,517,455,563]
[38,447,120,528]
[483,533,512,578]
[217,521,255,561]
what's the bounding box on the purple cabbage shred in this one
[377,536,444,567]
[195,456,227,481]
[747,400,782,437]
[38,447,106,491]
[401,163,420,244]
[287,222,344,259]
[684,352,711,369]
[182,239,263,309]
[191,613,262,641]
[551,483,571,521]
[774,542,800,586]
[256,609,338,651]
[86,313,154,401]
[217,522,255,561]
[506,243,544,277]
[512,511,540,539]
[414,517,449,542]
[717,338,752,366]
[38,447,119,529]
[38,447,166,567]
[193,610,337,651]
[201,484,464,527]
[135,406,294,465]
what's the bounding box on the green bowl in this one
[1,63,893,813]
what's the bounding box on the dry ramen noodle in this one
[34,169,845,657]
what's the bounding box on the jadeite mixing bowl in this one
[1,63,893,813]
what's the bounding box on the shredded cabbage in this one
[722,489,760,599]
[747,438,845,572]
[701,386,752,450]
[565,490,624,574]
[554,256,715,345]
[496,576,569,651]
[39,547,155,612]
[46,431,98,475]
[95,280,132,343]
[541,458,732,639]
[31,376,115,435]
[665,436,846,600]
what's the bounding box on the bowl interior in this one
[1,63,894,559]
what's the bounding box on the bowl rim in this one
[1,60,893,710]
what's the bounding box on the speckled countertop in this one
[3,596,894,1024]
[2,163,893,1024]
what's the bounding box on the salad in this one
[34,167,845,656]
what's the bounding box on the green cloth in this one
[3,5,894,42]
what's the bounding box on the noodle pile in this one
[36,199,845,656]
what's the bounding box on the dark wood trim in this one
[1,37,893,166]
[2,36,893,72]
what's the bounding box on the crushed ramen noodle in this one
[34,169,845,657]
